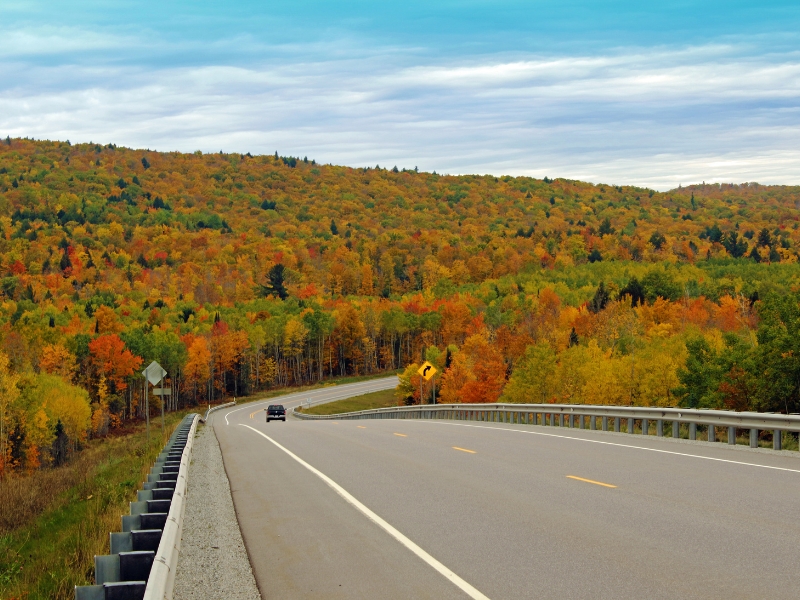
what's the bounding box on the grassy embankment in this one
[297,388,398,415]
[0,411,192,600]
[228,370,401,409]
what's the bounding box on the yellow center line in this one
[393,433,407,437]
[357,426,366,429]
[452,446,476,454]
[566,475,617,488]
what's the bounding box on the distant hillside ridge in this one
[0,138,798,306]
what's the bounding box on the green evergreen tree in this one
[261,264,289,300]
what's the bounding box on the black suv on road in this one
[267,404,286,422]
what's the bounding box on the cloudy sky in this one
[2,1,800,189]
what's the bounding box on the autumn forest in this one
[2,137,800,475]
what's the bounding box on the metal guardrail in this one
[294,403,800,451]
[200,401,236,423]
[143,414,198,600]
[75,414,199,600]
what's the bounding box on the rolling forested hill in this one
[1,137,800,473]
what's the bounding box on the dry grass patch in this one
[297,388,398,415]
[0,412,192,600]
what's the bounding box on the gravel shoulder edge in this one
[173,416,261,600]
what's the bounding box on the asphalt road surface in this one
[215,379,800,599]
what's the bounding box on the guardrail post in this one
[750,428,757,448]
[657,420,663,436]
[642,418,648,435]
[578,415,584,429]
[774,431,782,451]
[728,426,735,445]
[673,421,680,438]
[627,418,634,434]
[567,414,573,428]
[548,413,554,426]
[690,423,697,440]
[559,414,564,427]
[614,417,621,432]
[708,426,716,443]
[589,416,596,430]
[602,416,608,431]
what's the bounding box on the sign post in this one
[417,361,438,405]
[143,361,168,441]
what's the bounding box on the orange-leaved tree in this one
[88,334,143,394]
[40,343,77,380]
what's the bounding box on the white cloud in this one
[1,44,800,189]
[0,26,139,57]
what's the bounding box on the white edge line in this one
[414,420,800,474]
[223,378,398,425]
[239,424,490,600]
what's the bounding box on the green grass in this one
[229,369,401,407]
[297,388,398,415]
[0,410,194,600]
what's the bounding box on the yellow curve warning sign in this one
[417,361,438,381]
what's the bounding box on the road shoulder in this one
[174,417,261,600]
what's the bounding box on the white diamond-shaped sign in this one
[143,361,167,386]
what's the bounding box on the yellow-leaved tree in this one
[502,342,557,404]
[0,351,20,477]
[35,374,92,451]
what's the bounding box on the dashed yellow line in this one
[357,426,366,429]
[452,446,476,454]
[566,475,617,488]
[394,433,407,437]
[249,410,263,420]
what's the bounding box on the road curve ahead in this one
[216,386,800,599]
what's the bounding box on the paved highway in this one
[214,378,800,599]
